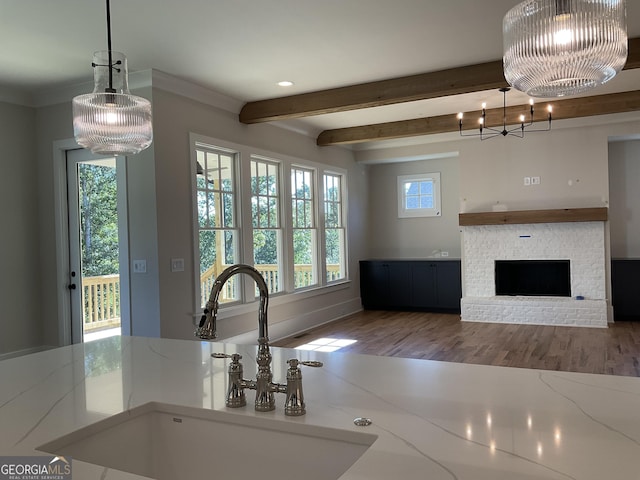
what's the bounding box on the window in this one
[397,173,441,218]
[195,144,239,307]
[291,167,317,289]
[324,173,346,282]
[191,135,349,312]
[251,157,283,295]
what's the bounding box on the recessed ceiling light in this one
[277,80,294,87]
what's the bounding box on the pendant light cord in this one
[106,0,115,93]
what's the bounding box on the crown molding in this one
[151,70,244,114]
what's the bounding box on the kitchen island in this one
[1,335,639,479]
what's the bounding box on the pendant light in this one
[503,0,628,98]
[72,0,152,155]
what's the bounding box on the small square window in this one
[397,173,441,218]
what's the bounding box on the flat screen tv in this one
[495,260,571,297]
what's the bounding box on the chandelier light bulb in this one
[503,0,628,98]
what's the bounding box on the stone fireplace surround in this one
[459,208,608,327]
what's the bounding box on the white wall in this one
[0,102,39,355]
[608,140,640,258]
[365,155,461,259]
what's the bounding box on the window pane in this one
[195,145,239,308]
[421,181,433,194]
[199,229,239,307]
[292,167,317,289]
[254,229,281,294]
[406,196,419,209]
[251,158,282,294]
[293,229,316,288]
[206,191,218,226]
[324,173,345,282]
[420,196,433,208]
[406,182,419,195]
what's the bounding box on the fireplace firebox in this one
[495,260,571,297]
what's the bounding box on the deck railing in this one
[199,264,343,306]
[83,264,343,332]
[82,274,121,333]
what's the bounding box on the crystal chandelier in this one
[503,0,628,98]
[72,0,152,155]
[458,88,552,140]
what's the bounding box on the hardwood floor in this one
[272,310,640,377]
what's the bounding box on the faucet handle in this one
[299,360,323,368]
[284,359,323,417]
[211,352,242,361]
[287,359,323,369]
[212,353,242,364]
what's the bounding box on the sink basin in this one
[38,402,377,480]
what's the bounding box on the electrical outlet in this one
[441,251,449,257]
[133,259,147,274]
[171,258,185,272]
[524,177,531,186]
[531,176,541,185]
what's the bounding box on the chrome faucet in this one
[196,264,322,415]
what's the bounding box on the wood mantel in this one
[459,207,608,226]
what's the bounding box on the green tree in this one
[79,163,119,277]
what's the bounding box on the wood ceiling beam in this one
[240,37,640,125]
[316,90,640,146]
[240,61,506,123]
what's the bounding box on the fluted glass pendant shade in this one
[503,0,628,97]
[72,51,152,155]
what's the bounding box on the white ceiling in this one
[2,0,640,146]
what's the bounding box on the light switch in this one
[531,176,541,185]
[524,177,531,186]
[133,259,147,273]
[171,258,185,272]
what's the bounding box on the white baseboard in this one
[0,345,56,361]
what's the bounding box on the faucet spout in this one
[196,264,269,341]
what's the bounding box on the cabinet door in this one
[612,260,640,319]
[360,261,389,308]
[435,262,462,309]
[411,263,438,307]
[388,262,412,307]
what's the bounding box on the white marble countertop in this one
[1,335,640,479]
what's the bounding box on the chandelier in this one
[503,0,628,98]
[72,0,153,155]
[457,87,552,140]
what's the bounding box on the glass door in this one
[66,149,129,342]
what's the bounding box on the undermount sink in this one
[38,402,377,480]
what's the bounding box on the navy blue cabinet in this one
[612,259,640,320]
[360,259,461,312]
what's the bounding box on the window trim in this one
[397,172,441,218]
